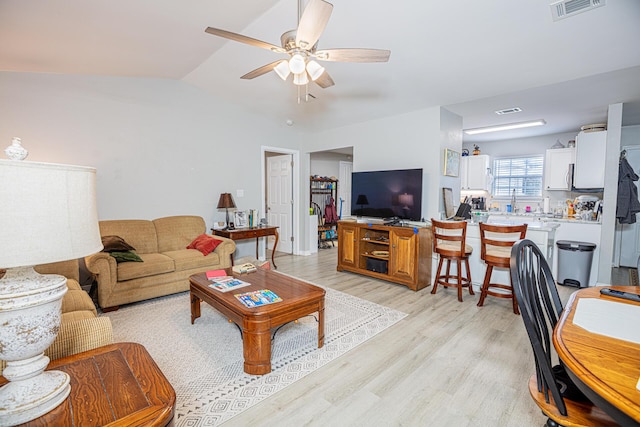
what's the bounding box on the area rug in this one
[102,285,406,426]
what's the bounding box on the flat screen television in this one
[351,168,423,221]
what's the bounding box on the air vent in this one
[551,0,605,21]
[495,107,522,115]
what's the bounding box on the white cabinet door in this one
[461,155,490,191]
[544,148,574,190]
[574,131,606,189]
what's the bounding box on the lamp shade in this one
[306,60,325,81]
[288,54,306,74]
[217,192,236,209]
[399,193,414,208]
[0,160,103,269]
[293,72,309,86]
[274,60,291,80]
[355,194,369,205]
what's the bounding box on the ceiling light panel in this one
[464,119,546,135]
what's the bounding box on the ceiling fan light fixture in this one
[288,54,306,74]
[306,60,325,81]
[293,72,309,86]
[274,60,291,80]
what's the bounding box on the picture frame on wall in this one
[234,211,248,228]
[443,148,460,177]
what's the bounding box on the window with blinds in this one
[492,156,544,197]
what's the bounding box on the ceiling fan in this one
[204,0,390,91]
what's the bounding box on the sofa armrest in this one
[85,252,118,308]
[210,235,236,267]
[1,317,114,377]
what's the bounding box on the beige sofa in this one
[1,259,113,376]
[85,215,236,311]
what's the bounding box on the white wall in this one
[310,151,351,179]
[0,72,302,258]
[622,124,640,147]
[306,107,461,223]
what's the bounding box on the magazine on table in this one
[208,277,251,293]
[234,289,282,307]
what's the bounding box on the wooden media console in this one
[337,221,432,291]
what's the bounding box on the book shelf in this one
[310,177,338,248]
[337,221,432,291]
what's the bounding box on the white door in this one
[616,146,640,267]
[338,161,353,218]
[267,154,293,254]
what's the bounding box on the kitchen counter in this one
[486,211,601,225]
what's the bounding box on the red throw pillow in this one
[187,234,223,256]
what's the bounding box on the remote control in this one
[599,288,640,303]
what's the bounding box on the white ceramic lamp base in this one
[0,267,69,426]
[0,369,70,425]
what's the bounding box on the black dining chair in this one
[510,239,617,427]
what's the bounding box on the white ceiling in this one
[2,0,640,141]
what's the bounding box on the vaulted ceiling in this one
[2,0,639,141]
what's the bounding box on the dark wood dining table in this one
[553,285,640,426]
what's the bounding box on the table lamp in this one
[355,194,369,215]
[0,146,102,425]
[217,192,236,230]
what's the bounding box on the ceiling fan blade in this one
[240,61,282,80]
[205,27,284,53]
[314,70,335,88]
[314,48,391,63]
[295,0,333,50]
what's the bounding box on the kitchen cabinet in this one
[544,147,574,190]
[337,221,358,269]
[461,155,491,191]
[337,221,432,291]
[574,131,607,189]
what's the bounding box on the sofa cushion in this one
[101,235,136,252]
[116,253,175,281]
[62,279,97,316]
[187,234,223,255]
[154,216,206,253]
[163,249,221,271]
[99,220,158,254]
[110,251,144,263]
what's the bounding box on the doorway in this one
[263,147,299,256]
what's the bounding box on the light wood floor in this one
[228,248,576,427]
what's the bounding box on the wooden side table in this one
[211,226,279,269]
[1,342,175,427]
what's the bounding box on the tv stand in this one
[337,221,432,291]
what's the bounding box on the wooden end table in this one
[1,342,175,427]
[189,268,325,375]
[211,226,279,269]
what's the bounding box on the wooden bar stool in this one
[477,223,527,314]
[430,219,474,302]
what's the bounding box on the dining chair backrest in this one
[510,239,566,414]
[430,219,468,258]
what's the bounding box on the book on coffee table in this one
[209,277,251,293]
[205,269,228,280]
[234,289,282,307]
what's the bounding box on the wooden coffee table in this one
[189,268,325,375]
[1,342,175,426]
